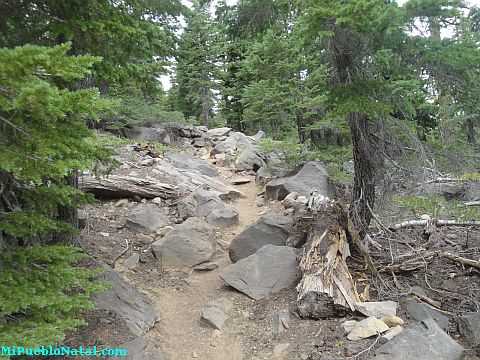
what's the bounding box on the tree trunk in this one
[348,113,377,239]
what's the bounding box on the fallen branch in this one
[388,219,480,231]
[411,290,442,309]
[80,174,179,199]
[465,201,480,206]
[439,252,480,271]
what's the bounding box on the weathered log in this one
[79,175,179,199]
[296,197,372,318]
[389,219,480,231]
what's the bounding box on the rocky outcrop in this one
[229,214,293,263]
[220,245,301,300]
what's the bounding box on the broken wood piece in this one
[439,252,480,271]
[80,174,179,199]
[387,219,480,231]
[411,290,442,310]
[296,198,363,319]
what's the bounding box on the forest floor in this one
[67,145,480,360]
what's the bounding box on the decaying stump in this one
[296,195,376,319]
[79,175,179,199]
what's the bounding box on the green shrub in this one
[0,246,107,351]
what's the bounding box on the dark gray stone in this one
[220,245,301,300]
[372,318,465,360]
[151,217,216,267]
[126,204,170,234]
[192,137,205,148]
[193,262,219,271]
[265,161,333,200]
[229,214,293,263]
[459,312,480,347]
[123,127,161,142]
[94,269,159,337]
[403,299,449,330]
[205,206,239,228]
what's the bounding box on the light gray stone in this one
[201,306,226,330]
[205,206,239,228]
[270,309,290,333]
[206,127,232,138]
[229,214,293,263]
[123,253,140,269]
[347,316,389,341]
[234,147,266,172]
[126,203,170,234]
[354,301,398,318]
[380,325,404,344]
[78,209,88,229]
[94,269,159,336]
[265,161,333,200]
[152,217,216,267]
[208,298,233,312]
[165,152,219,178]
[372,319,465,360]
[220,245,301,300]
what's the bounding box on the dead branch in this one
[387,219,480,231]
[439,252,480,271]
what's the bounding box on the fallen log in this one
[79,175,179,199]
[440,252,480,271]
[296,197,375,318]
[388,219,480,231]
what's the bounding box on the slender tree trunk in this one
[348,113,376,238]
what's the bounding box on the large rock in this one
[126,204,170,234]
[220,245,301,300]
[205,206,239,228]
[265,161,333,201]
[94,269,159,336]
[206,127,232,138]
[152,217,216,267]
[372,318,465,360]
[458,312,480,347]
[235,147,266,172]
[223,131,254,151]
[229,214,293,263]
[165,152,218,178]
[354,301,398,318]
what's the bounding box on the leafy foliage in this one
[0,246,107,349]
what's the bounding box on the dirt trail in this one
[140,169,262,360]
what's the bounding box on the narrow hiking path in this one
[134,168,262,359]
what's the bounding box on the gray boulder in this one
[152,217,216,267]
[94,269,159,336]
[373,318,465,360]
[126,204,170,234]
[403,299,449,330]
[165,152,218,178]
[235,147,266,172]
[206,127,232,138]
[120,337,165,360]
[220,245,301,300]
[123,127,161,142]
[205,206,239,228]
[229,214,293,263]
[265,161,333,201]
[458,312,480,347]
[192,137,205,148]
[223,131,253,151]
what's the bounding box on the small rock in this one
[341,320,358,334]
[380,315,404,328]
[155,226,174,237]
[207,298,233,312]
[115,199,129,207]
[78,209,88,229]
[283,192,299,209]
[201,306,226,330]
[354,301,398,317]
[192,351,198,358]
[212,329,222,338]
[301,355,308,360]
[138,234,154,245]
[231,176,252,185]
[193,262,219,271]
[99,318,110,324]
[380,325,404,344]
[132,195,142,202]
[99,232,110,237]
[270,309,291,333]
[210,340,218,347]
[152,197,162,205]
[123,253,140,269]
[420,214,431,220]
[347,316,389,341]
[255,197,265,207]
[98,246,109,253]
[273,343,290,358]
[140,158,154,166]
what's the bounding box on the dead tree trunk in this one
[296,196,376,319]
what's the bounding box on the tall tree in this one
[174,2,217,126]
